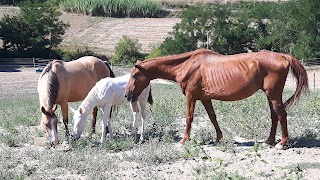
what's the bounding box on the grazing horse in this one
[71,74,153,143]
[37,56,115,146]
[124,49,309,149]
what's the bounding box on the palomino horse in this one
[71,74,153,143]
[125,49,309,149]
[37,56,115,146]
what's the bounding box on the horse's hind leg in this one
[265,91,288,149]
[265,101,278,145]
[201,99,223,144]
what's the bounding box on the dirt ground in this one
[0,5,319,179]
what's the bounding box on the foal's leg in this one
[101,105,113,143]
[201,99,223,144]
[60,102,70,137]
[180,94,196,144]
[130,102,139,139]
[91,106,98,134]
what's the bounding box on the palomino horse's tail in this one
[104,61,115,78]
[284,56,309,108]
[148,87,153,105]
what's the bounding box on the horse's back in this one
[96,74,130,106]
[188,50,290,101]
[53,56,112,102]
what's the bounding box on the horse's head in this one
[40,105,59,146]
[125,63,150,102]
[71,107,87,140]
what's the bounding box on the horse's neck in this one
[79,87,99,116]
[144,56,189,81]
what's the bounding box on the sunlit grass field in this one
[0,82,319,179]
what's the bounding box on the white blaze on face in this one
[49,117,59,145]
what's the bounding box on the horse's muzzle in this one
[50,140,59,147]
[71,134,79,141]
[125,92,137,102]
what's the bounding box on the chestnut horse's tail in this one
[284,56,309,108]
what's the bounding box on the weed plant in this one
[59,0,168,18]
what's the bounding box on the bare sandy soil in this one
[0,4,319,179]
[59,13,181,55]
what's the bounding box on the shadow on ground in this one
[0,67,21,72]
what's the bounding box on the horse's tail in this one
[104,61,115,78]
[284,56,309,108]
[147,86,153,105]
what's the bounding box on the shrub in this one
[60,47,110,61]
[112,35,145,65]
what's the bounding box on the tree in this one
[0,0,69,57]
[158,4,260,56]
[112,35,145,65]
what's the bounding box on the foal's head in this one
[40,105,59,146]
[72,108,87,140]
[125,63,150,102]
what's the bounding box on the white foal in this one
[71,74,152,143]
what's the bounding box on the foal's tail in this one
[284,56,309,108]
[148,86,153,105]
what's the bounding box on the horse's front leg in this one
[130,102,139,140]
[91,106,98,134]
[201,99,223,144]
[139,101,147,142]
[60,102,70,137]
[101,105,113,143]
[179,94,196,144]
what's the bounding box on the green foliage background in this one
[154,0,320,61]
[0,0,69,58]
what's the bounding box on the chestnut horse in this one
[125,49,309,149]
[37,56,115,146]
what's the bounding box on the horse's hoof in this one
[211,142,218,147]
[275,143,288,150]
[179,139,186,144]
[261,142,272,148]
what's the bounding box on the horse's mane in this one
[140,49,219,65]
[40,61,60,109]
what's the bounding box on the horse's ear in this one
[79,108,83,115]
[134,64,144,72]
[41,106,49,116]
